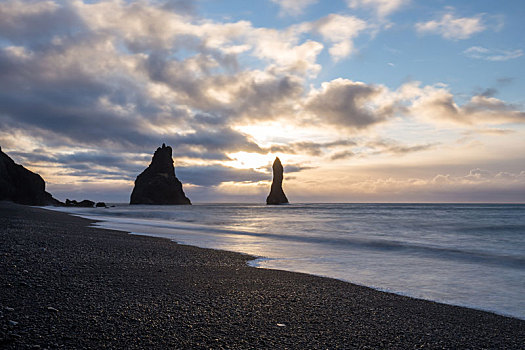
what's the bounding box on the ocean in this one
[49,203,525,320]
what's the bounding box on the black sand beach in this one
[1,202,524,349]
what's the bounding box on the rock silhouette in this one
[65,199,95,208]
[130,144,191,205]
[0,146,61,206]
[266,157,289,205]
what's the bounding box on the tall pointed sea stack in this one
[266,157,289,205]
[130,144,191,205]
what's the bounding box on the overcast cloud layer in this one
[0,0,524,202]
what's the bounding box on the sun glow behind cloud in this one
[225,152,274,171]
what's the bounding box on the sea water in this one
[49,203,525,319]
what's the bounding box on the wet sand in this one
[1,202,523,349]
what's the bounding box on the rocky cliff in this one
[0,147,61,206]
[130,144,191,205]
[266,157,289,205]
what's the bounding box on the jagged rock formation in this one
[130,144,191,205]
[0,146,61,206]
[266,157,289,205]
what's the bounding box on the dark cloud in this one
[330,150,355,160]
[469,128,515,135]
[142,51,303,122]
[143,51,208,103]
[0,1,83,47]
[269,138,434,161]
[366,140,438,155]
[269,139,356,156]
[230,75,303,120]
[10,149,148,180]
[410,88,525,125]
[478,88,498,98]
[171,127,264,155]
[284,164,316,173]
[306,79,392,129]
[58,168,136,181]
[329,139,438,160]
[496,77,514,86]
[161,0,196,14]
[0,38,179,150]
[463,96,525,121]
[9,150,59,165]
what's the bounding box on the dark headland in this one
[0,147,60,206]
[1,203,523,349]
[0,147,105,208]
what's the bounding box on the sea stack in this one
[266,157,289,205]
[0,146,61,206]
[130,144,191,205]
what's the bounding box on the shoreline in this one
[1,202,524,348]
[50,203,525,321]
[107,220,524,321]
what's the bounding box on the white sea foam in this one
[48,203,525,319]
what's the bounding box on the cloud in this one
[464,129,515,136]
[305,78,394,129]
[497,77,514,86]
[310,14,367,60]
[415,11,486,40]
[177,165,269,187]
[303,78,525,131]
[267,137,436,160]
[283,164,316,173]
[0,0,318,163]
[330,150,356,160]
[329,139,437,160]
[247,28,323,75]
[268,139,357,156]
[463,46,523,61]
[170,127,265,158]
[399,82,525,126]
[49,181,133,202]
[365,139,438,155]
[335,168,525,202]
[161,0,196,15]
[270,0,318,16]
[72,0,323,75]
[346,0,410,18]
[0,0,82,45]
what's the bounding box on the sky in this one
[0,0,524,203]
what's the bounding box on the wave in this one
[82,213,525,270]
[46,204,525,320]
